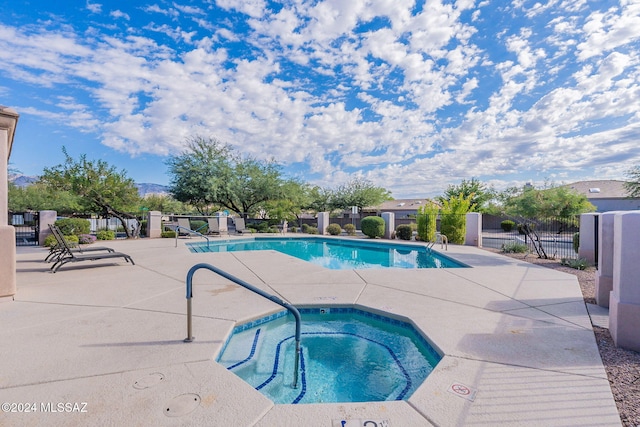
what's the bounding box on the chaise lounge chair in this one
[49,225,135,273]
[45,224,116,263]
[234,218,246,234]
[206,217,224,236]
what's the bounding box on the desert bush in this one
[343,223,356,236]
[500,220,516,232]
[161,230,176,238]
[43,234,58,248]
[96,229,116,240]
[573,232,580,254]
[501,242,529,253]
[78,234,97,244]
[55,218,90,236]
[326,224,342,235]
[395,224,413,240]
[361,216,385,238]
[561,257,589,270]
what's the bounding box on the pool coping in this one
[1,236,622,426]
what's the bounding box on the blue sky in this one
[2,0,639,198]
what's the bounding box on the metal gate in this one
[10,211,39,246]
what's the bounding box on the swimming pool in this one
[216,308,441,404]
[187,237,466,269]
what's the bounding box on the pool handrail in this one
[173,225,210,249]
[184,262,301,389]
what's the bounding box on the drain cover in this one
[164,393,200,417]
[133,372,165,390]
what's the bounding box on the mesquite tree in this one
[41,149,142,238]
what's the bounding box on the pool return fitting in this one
[184,263,302,389]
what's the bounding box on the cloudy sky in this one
[2,0,639,198]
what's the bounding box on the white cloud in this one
[2,1,639,196]
[110,10,130,20]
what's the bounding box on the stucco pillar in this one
[147,210,163,238]
[0,106,19,299]
[381,212,394,239]
[578,213,598,264]
[465,212,482,247]
[609,211,640,352]
[596,211,621,308]
[38,210,57,245]
[317,212,330,235]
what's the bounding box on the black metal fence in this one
[482,215,580,259]
[9,211,39,246]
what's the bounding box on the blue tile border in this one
[219,307,442,365]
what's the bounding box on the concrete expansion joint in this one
[450,354,609,381]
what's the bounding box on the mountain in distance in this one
[135,183,170,197]
[9,174,38,188]
[10,175,169,197]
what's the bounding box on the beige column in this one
[0,107,19,299]
[465,212,482,247]
[381,212,394,239]
[609,211,640,352]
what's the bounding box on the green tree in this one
[8,182,82,214]
[307,186,335,213]
[40,149,142,238]
[140,194,191,214]
[503,185,595,218]
[167,136,289,217]
[624,165,640,197]
[439,178,495,212]
[416,201,439,242]
[440,193,475,244]
[331,178,392,213]
[263,180,314,227]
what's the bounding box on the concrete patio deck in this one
[0,237,621,426]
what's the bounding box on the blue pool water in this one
[216,308,441,404]
[187,237,466,269]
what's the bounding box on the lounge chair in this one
[206,218,223,236]
[49,226,135,273]
[45,225,115,263]
[234,218,246,234]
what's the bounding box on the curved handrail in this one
[173,225,210,249]
[184,262,301,389]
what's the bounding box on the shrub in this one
[361,216,385,238]
[44,233,80,248]
[78,234,97,245]
[416,202,438,242]
[500,220,516,232]
[43,234,58,248]
[501,242,529,253]
[96,229,116,240]
[343,223,356,236]
[395,224,413,240]
[161,230,176,238]
[306,226,319,234]
[254,222,270,233]
[55,218,90,236]
[326,224,342,235]
[440,194,474,244]
[573,232,580,254]
[190,220,207,233]
[561,257,589,270]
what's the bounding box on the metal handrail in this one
[184,262,301,389]
[173,225,210,249]
[427,232,448,251]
